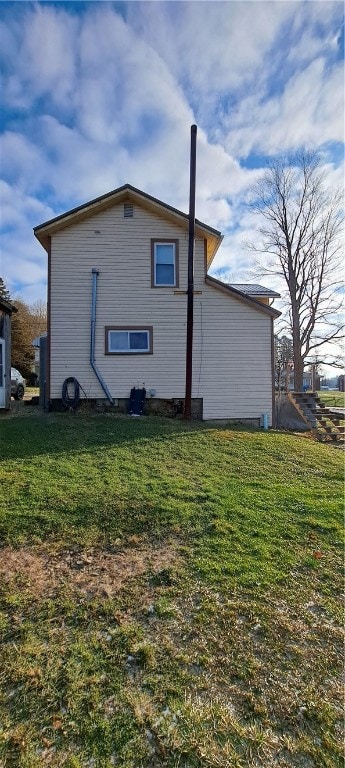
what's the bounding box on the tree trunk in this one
[290,286,304,391]
[293,348,304,391]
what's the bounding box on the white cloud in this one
[127,1,293,96]
[1,6,78,110]
[0,1,343,307]
[224,57,344,158]
[0,180,54,229]
[1,132,45,190]
[1,231,48,304]
[0,181,54,303]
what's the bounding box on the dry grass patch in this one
[0,538,182,601]
[126,575,344,767]
[1,544,343,767]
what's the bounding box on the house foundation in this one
[49,397,204,419]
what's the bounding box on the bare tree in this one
[250,152,344,390]
[29,299,47,339]
[275,335,293,390]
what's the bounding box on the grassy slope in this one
[0,413,343,768]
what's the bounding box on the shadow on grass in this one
[0,497,184,546]
[0,413,265,547]
[2,413,183,459]
[0,412,261,461]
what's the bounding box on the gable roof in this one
[34,183,223,267]
[230,283,280,298]
[205,276,281,318]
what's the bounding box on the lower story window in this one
[105,326,153,354]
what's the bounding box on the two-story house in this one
[34,184,280,423]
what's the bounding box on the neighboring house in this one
[0,297,16,409]
[34,184,280,423]
[280,364,319,392]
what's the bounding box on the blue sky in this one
[1,0,344,318]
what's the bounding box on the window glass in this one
[109,331,129,351]
[107,329,150,353]
[155,244,174,264]
[129,332,148,351]
[155,243,175,285]
[156,263,175,285]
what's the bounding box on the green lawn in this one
[317,390,345,408]
[0,413,343,768]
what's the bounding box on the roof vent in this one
[124,203,134,218]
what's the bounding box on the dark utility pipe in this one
[184,124,197,420]
[90,268,114,404]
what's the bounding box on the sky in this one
[0,0,344,369]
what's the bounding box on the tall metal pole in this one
[184,124,197,420]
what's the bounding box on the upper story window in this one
[105,326,153,354]
[151,239,179,287]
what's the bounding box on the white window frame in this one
[105,327,153,355]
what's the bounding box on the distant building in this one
[32,333,47,379]
[280,364,320,392]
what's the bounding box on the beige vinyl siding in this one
[194,282,273,422]
[50,203,201,400]
[50,201,273,421]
